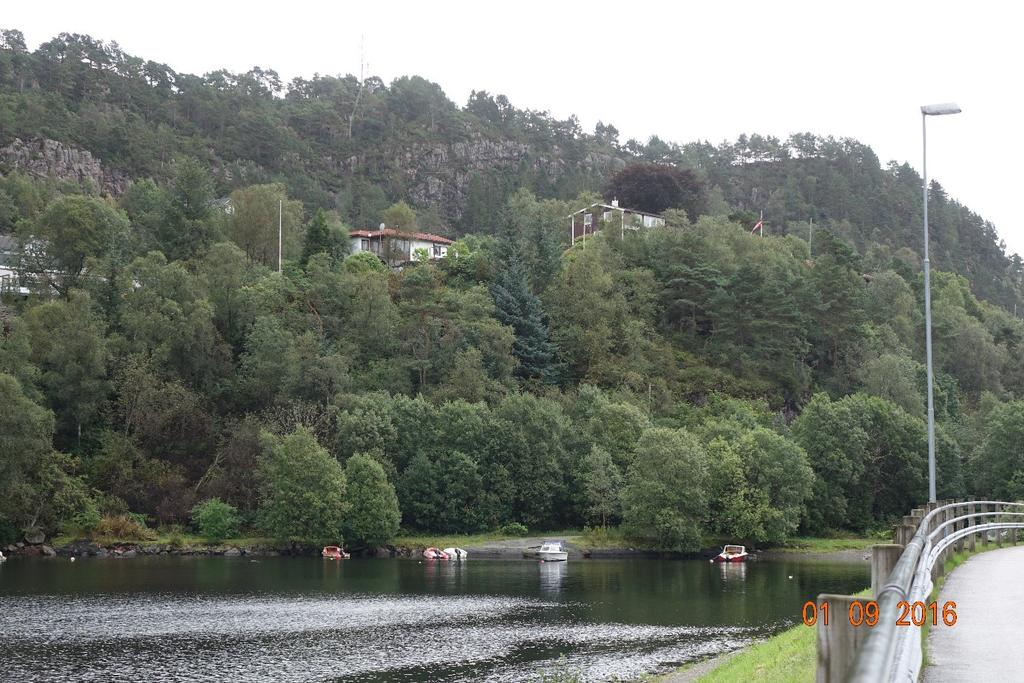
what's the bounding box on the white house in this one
[0,234,29,296]
[349,227,454,267]
[567,200,665,245]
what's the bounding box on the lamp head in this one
[921,103,962,116]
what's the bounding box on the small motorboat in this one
[0,550,6,563]
[711,544,749,563]
[443,547,468,560]
[528,540,568,562]
[422,547,450,560]
[322,545,350,560]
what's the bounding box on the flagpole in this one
[278,199,283,275]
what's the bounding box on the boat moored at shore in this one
[711,545,749,563]
[524,540,568,562]
[322,546,350,560]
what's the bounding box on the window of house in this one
[361,239,370,251]
[432,244,442,257]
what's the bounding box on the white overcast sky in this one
[6,1,1022,255]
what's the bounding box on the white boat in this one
[711,544,749,563]
[0,550,6,563]
[443,547,468,560]
[531,540,568,562]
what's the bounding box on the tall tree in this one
[490,249,557,383]
[621,427,708,551]
[344,453,400,546]
[20,195,130,297]
[257,427,347,541]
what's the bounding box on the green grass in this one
[674,588,871,683]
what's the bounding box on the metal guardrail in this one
[838,500,1024,683]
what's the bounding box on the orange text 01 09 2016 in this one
[801,600,957,628]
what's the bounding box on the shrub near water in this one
[191,498,241,542]
[499,522,529,537]
[91,514,157,541]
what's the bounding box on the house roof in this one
[349,229,454,245]
[566,202,662,218]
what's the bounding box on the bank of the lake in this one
[7,530,874,564]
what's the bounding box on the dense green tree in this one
[24,291,108,445]
[621,428,708,550]
[793,393,928,533]
[490,249,557,383]
[397,452,443,530]
[973,401,1024,500]
[226,184,304,268]
[301,208,336,264]
[707,428,813,543]
[580,446,623,528]
[257,427,347,541]
[190,498,240,542]
[382,200,417,230]
[19,195,130,296]
[0,373,58,538]
[344,453,400,546]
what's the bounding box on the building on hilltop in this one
[349,226,453,267]
[567,199,665,245]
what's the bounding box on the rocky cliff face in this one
[347,135,626,221]
[0,138,129,195]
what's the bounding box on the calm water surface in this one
[0,556,867,681]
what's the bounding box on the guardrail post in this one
[816,594,867,683]
[977,502,986,549]
[946,501,954,565]
[967,498,976,553]
[954,499,965,554]
[996,503,1004,548]
[936,506,947,577]
[871,544,904,599]
[898,516,916,547]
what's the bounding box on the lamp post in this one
[921,102,961,502]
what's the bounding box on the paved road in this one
[923,544,1024,682]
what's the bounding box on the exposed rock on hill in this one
[0,137,129,195]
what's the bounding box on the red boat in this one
[322,545,350,560]
[422,547,449,560]
[711,545,749,563]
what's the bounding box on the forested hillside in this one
[1,30,1020,308]
[3,29,1024,550]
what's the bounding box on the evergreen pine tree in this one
[490,249,557,383]
[301,208,333,265]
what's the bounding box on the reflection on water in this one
[538,560,567,594]
[717,561,748,582]
[0,556,867,681]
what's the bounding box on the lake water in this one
[0,555,868,681]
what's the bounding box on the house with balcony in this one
[349,227,453,267]
[567,200,665,245]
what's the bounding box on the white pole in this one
[809,217,813,256]
[278,199,283,274]
[922,113,936,503]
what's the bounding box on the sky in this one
[6,1,1022,254]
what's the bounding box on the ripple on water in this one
[0,592,756,681]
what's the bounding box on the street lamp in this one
[921,101,961,503]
